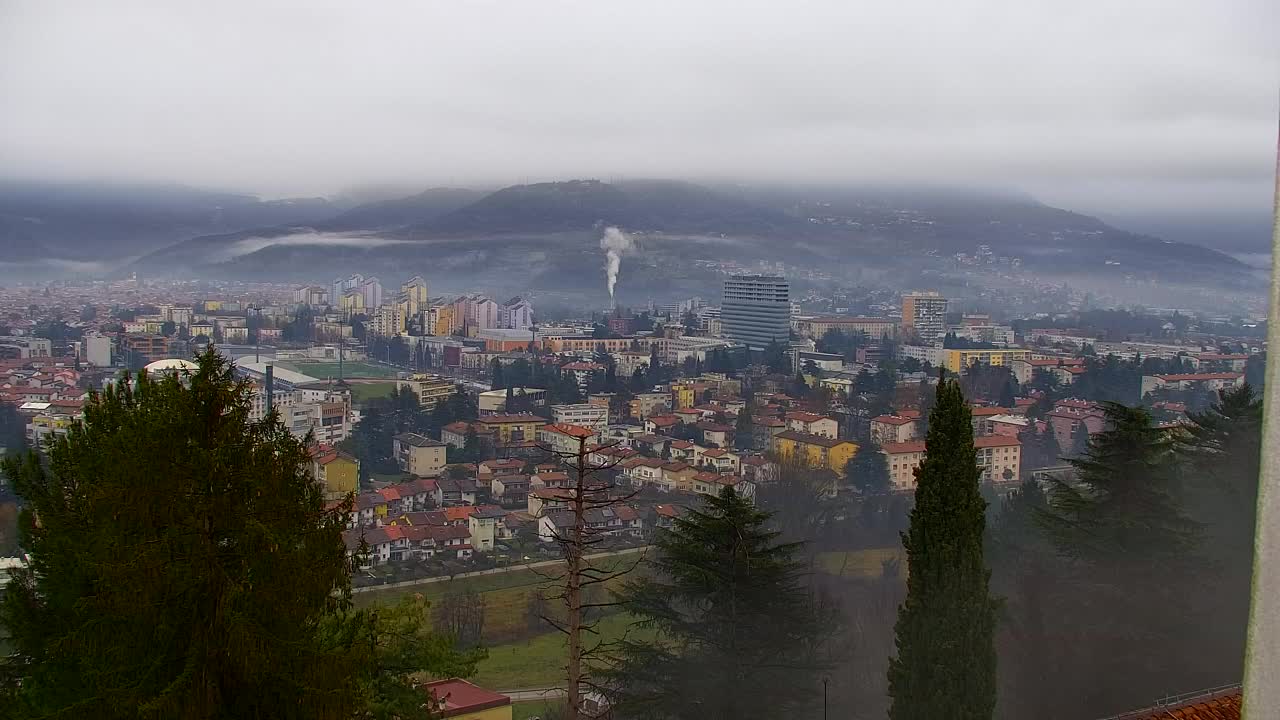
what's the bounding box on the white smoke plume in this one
[599,226,633,308]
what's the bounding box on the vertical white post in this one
[1244,121,1280,718]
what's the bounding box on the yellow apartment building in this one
[312,450,359,501]
[769,430,858,472]
[942,348,1032,373]
[474,414,546,445]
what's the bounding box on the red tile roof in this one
[540,423,595,438]
[480,458,523,471]
[423,679,511,718]
[881,440,927,455]
[1152,372,1244,382]
[441,506,481,522]
[871,415,916,426]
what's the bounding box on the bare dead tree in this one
[432,588,487,648]
[530,428,645,720]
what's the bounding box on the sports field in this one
[278,361,401,380]
[349,381,397,404]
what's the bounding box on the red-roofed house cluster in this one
[1,358,88,448]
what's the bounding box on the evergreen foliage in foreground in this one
[887,377,997,720]
[604,487,832,720]
[0,348,479,719]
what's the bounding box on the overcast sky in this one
[1,0,1276,215]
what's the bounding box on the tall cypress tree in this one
[887,378,997,720]
[0,348,368,719]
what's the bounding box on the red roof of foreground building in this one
[423,679,511,718]
[1105,686,1240,720]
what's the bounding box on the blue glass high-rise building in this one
[721,275,790,351]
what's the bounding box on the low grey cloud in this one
[218,232,410,263]
[0,0,1275,215]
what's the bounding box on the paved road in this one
[501,687,567,702]
[352,545,649,595]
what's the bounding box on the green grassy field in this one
[357,555,643,648]
[814,547,904,578]
[473,611,652,690]
[279,361,401,380]
[355,565,555,608]
[350,381,397,404]
[513,699,563,720]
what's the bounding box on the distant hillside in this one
[410,179,805,236]
[729,184,1248,276]
[0,180,341,262]
[114,179,1258,299]
[325,188,484,231]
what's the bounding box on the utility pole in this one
[823,676,828,720]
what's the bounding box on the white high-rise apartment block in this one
[83,333,113,367]
[901,291,949,345]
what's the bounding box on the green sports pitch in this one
[278,361,401,380]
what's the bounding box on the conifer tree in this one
[0,348,368,720]
[1176,384,1260,684]
[605,488,831,719]
[733,410,753,450]
[844,441,890,495]
[1040,402,1197,562]
[1070,421,1091,457]
[887,377,997,720]
[1036,402,1202,712]
[490,358,505,389]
